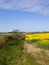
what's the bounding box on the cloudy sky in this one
[0,0,49,32]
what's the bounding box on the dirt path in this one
[24,43,49,56]
[24,43,42,55]
[24,43,49,65]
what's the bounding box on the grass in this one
[0,34,42,65]
[37,42,49,49]
[0,33,49,65]
[0,42,24,65]
[0,42,41,65]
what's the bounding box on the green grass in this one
[0,42,24,65]
[37,42,49,49]
[0,34,49,65]
[0,42,41,65]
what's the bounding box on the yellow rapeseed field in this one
[25,33,49,44]
[26,33,49,40]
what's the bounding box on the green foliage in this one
[37,42,49,49]
[0,34,25,65]
[0,42,24,65]
[0,34,25,46]
[26,39,40,44]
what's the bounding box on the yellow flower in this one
[25,33,49,44]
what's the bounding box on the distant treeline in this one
[27,31,49,34]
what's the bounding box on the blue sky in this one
[0,0,49,32]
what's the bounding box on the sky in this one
[0,0,49,32]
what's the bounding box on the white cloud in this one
[0,0,49,15]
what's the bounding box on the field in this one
[0,32,49,65]
[26,32,49,40]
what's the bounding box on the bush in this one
[0,34,25,46]
[0,34,24,65]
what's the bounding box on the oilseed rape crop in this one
[26,33,49,40]
[25,33,49,44]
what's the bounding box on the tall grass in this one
[0,34,25,65]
